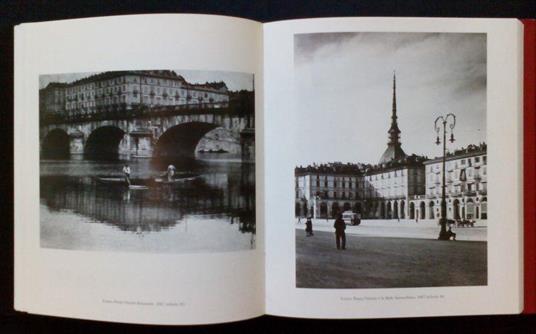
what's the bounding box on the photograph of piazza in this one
[293,32,487,288]
[39,69,255,253]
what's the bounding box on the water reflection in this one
[40,155,255,253]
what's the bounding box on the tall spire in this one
[379,71,406,164]
[388,71,401,145]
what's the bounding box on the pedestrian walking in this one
[305,217,314,237]
[333,213,346,250]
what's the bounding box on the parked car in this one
[342,211,361,225]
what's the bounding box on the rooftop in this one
[424,143,487,164]
[295,154,428,177]
[42,70,229,92]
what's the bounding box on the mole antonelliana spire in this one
[379,71,407,164]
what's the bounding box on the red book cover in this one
[523,18,536,314]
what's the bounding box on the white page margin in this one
[14,14,264,325]
[263,17,523,318]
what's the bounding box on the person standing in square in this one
[334,213,346,250]
[305,217,314,237]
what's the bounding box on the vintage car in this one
[455,218,475,227]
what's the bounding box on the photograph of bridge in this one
[39,70,255,253]
[293,32,487,288]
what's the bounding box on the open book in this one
[14,15,527,324]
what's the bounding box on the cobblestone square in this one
[296,230,487,289]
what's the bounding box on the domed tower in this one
[379,72,407,164]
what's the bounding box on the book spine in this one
[523,18,536,314]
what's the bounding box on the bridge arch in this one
[41,128,70,159]
[155,122,220,159]
[85,126,126,159]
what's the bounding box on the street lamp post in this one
[434,113,456,240]
[313,194,320,219]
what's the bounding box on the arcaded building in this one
[294,73,487,221]
[411,143,487,221]
[295,163,364,218]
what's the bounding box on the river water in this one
[40,154,255,253]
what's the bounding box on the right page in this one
[263,17,523,318]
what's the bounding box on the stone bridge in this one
[40,104,254,161]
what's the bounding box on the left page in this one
[14,14,264,324]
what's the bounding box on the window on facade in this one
[483,156,487,164]
[461,159,466,165]
[475,157,480,163]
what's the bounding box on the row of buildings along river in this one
[295,74,487,221]
[39,70,255,160]
[40,70,231,116]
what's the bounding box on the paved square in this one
[296,230,487,289]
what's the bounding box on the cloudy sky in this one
[294,32,486,165]
[39,70,254,91]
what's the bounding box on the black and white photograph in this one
[39,70,255,253]
[293,32,487,288]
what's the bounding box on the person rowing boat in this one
[167,164,176,182]
[122,164,131,186]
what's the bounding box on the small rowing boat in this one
[95,176,149,189]
[96,177,127,184]
[154,175,199,184]
[128,185,149,190]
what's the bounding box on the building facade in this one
[40,70,230,117]
[361,155,426,219]
[410,143,487,221]
[39,83,67,115]
[295,163,364,218]
[294,73,487,221]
